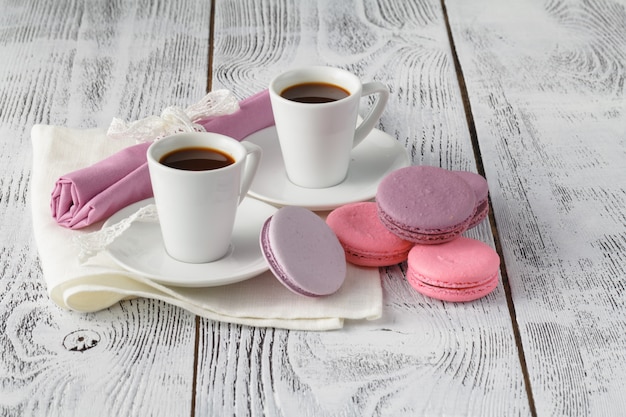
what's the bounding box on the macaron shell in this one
[260,206,346,296]
[343,248,409,267]
[384,223,469,245]
[407,271,498,302]
[326,202,413,267]
[468,200,489,228]
[453,171,488,203]
[377,166,476,243]
[406,237,500,302]
[453,170,489,228]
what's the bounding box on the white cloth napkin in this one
[30,124,383,331]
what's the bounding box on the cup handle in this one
[353,81,389,148]
[238,141,263,204]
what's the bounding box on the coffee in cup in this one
[280,82,350,103]
[159,147,235,171]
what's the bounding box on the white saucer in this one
[247,126,410,211]
[104,198,277,287]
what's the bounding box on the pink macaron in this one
[453,170,489,228]
[376,166,476,244]
[260,206,346,297]
[326,202,413,267]
[406,237,500,302]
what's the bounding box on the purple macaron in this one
[260,206,346,297]
[376,166,476,244]
[453,170,489,228]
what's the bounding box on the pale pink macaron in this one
[406,237,500,302]
[260,206,346,297]
[326,202,413,267]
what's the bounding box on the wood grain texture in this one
[446,0,626,415]
[7,0,623,415]
[0,0,211,415]
[202,0,530,415]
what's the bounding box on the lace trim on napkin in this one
[75,204,158,263]
[106,89,239,142]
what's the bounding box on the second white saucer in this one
[247,126,410,211]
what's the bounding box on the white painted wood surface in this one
[447,0,626,415]
[0,1,208,416]
[1,0,624,416]
[201,1,528,416]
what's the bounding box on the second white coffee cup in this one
[147,132,262,263]
[269,66,389,188]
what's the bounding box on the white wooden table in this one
[2,0,625,415]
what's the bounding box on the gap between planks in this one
[439,0,538,416]
[191,315,201,417]
[190,3,217,416]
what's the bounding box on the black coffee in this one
[280,82,350,103]
[160,147,235,171]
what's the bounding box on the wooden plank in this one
[0,0,211,415]
[199,0,531,415]
[446,0,626,415]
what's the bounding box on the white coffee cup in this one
[147,132,262,263]
[269,66,389,188]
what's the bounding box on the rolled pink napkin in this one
[51,89,274,229]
